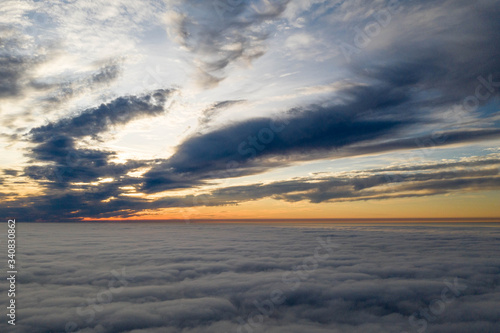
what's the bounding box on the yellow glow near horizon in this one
[84,190,500,221]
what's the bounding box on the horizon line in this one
[11,217,500,223]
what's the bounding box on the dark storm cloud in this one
[142,96,500,194]
[19,89,174,192]
[169,0,289,87]
[178,155,500,205]
[0,174,154,221]
[142,0,500,193]
[23,150,150,187]
[142,81,416,192]
[3,153,498,222]
[1,223,499,333]
[29,89,173,142]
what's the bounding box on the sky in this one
[1,0,499,221]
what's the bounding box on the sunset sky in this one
[1,0,499,221]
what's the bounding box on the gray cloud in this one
[3,169,18,176]
[0,28,46,99]
[181,154,500,205]
[0,27,122,133]
[1,223,499,332]
[20,89,173,192]
[142,97,500,194]
[198,100,246,128]
[25,90,171,186]
[29,89,173,142]
[1,89,175,221]
[2,153,498,222]
[168,0,289,87]
[142,0,500,193]
[35,61,122,110]
[142,82,415,193]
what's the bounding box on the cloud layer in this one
[1,222,499,333]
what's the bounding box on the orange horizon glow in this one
[80,191,500,222]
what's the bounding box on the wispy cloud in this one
[164,0,290,88]
[197,99,246,128]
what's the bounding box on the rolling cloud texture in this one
[1,223,499,333]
